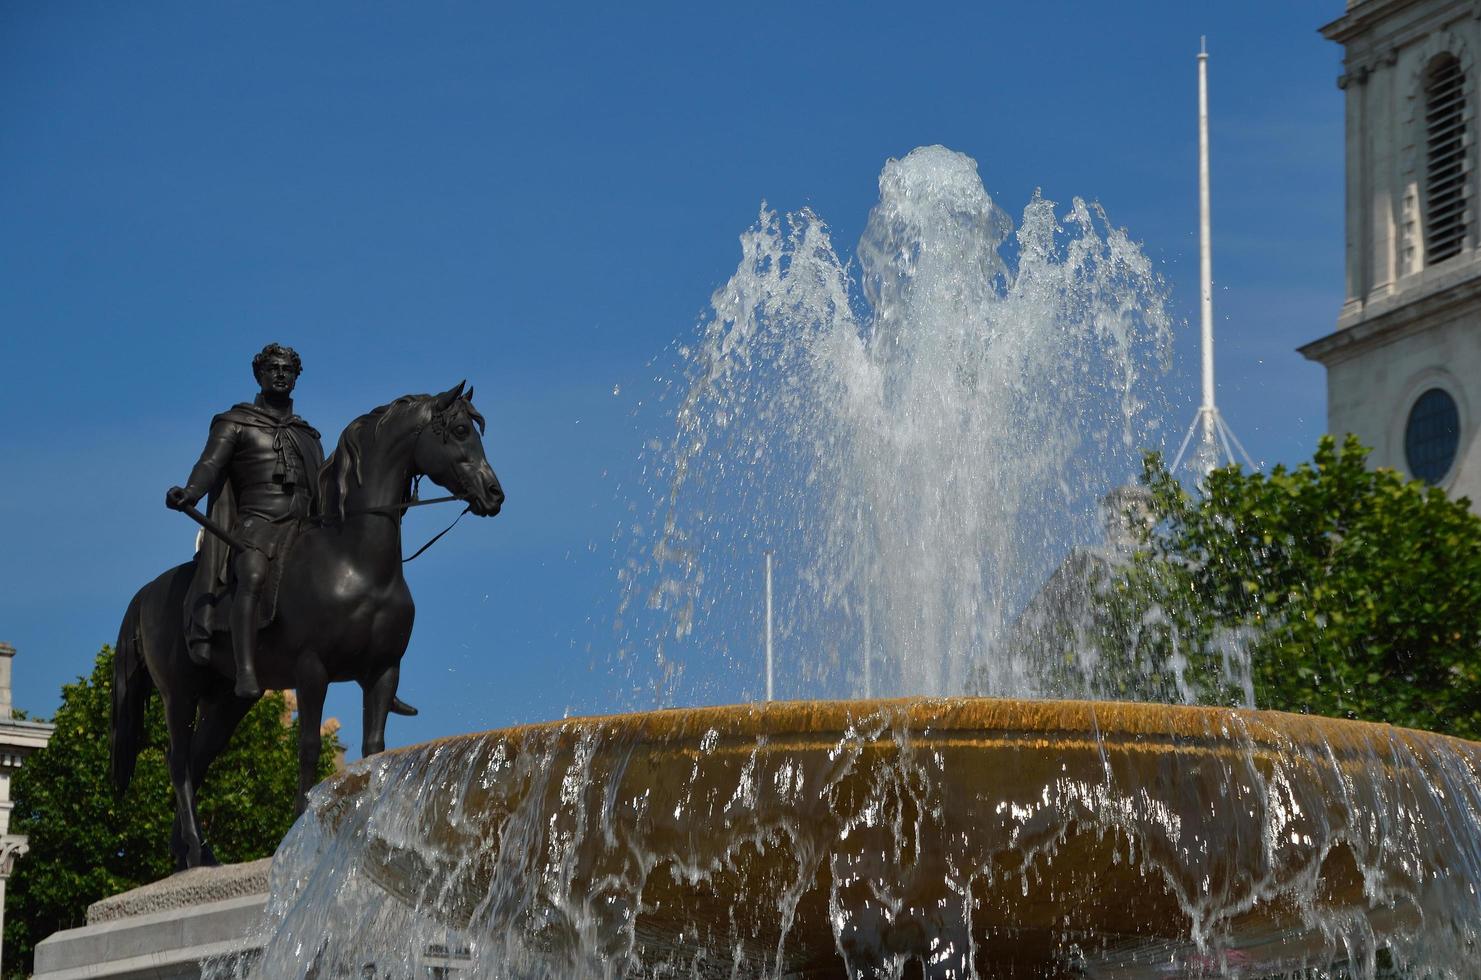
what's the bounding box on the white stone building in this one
[1302,0,1481,506]
[0,642,56,975]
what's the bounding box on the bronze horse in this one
[111,383,503,869]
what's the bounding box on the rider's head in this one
[253,343,302,399]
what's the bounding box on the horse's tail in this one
[111,586,154,799]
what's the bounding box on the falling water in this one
[215,700,1481,979]
[619,145,1174,705]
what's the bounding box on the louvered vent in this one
[1425,55,1469,264]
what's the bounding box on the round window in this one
[1404,387,1461,484]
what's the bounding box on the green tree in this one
[4,646,343,977]
[1105,435,1481,737]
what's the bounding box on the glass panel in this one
[1404,387,1461,484]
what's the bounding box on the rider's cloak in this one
[184,402,323,660]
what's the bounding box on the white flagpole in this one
[1198,36,1216,455]
[1172,37,1255,476]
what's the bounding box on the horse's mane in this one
[317,394,430,521]
[317,391,486,520]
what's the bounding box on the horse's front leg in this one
[361,665,400,757]
[294,657,328,817]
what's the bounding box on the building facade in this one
[0,643,55,975]
[1303,0,1481,506]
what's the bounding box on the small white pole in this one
[1197,37,1216,450]
[764,551,774,702]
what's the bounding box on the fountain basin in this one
[286,699,1481,978]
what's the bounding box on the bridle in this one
[321,400,484,562]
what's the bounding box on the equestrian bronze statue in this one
[111,346,504,870]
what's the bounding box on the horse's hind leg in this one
[160,692,203,870]
[361,665,400,758]
[187,691,255,865]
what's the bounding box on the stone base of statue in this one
[32,858,270,980]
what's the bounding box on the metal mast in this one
[1173,38,1256,476]
[764,550,774,702]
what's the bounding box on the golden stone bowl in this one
[312,698,1481,977]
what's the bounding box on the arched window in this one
[1424,54,1469,264]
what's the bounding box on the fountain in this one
[615,145,1174,705]
[225,149,1481,978]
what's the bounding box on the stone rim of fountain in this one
[288,697,1478,977]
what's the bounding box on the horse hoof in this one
[234,680,261,699]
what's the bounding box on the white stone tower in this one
[1303,0,1481,505]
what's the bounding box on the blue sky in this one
[1,3,1343,753]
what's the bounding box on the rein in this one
[318,486,472,563]
[399,503,473,564]
[350,493,464,518]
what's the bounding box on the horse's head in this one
[415,382,504,517]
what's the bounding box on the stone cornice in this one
[1323,0,1429,45]
[0,720,55,757]
[1321,0,1481,44]
[1324,0,1481,87]
[1301,270,1481,365]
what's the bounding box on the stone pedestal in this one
[33,859,270,980]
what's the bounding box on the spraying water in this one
[621,145,1173,704]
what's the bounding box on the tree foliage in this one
[4,647,343,977]
[1106,435,1481,737]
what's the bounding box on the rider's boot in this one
[230,592,263,700]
